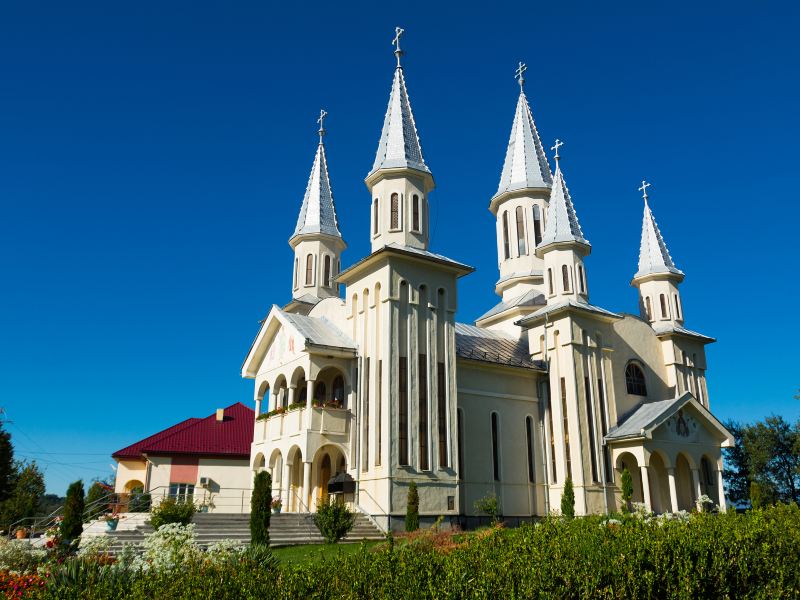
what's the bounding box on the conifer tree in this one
[405,482,419,532]
[61,480,85,543]
[561,477,575,520]
[621,468,633,512]
[0,426,13,503]
[250,471,271,546]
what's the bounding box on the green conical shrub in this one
[250,471,272,546]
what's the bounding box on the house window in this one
[645,296,653,321]
[491,412,500,481]
[412,194,420,231]
[515,206,527,255]
[578,264,586,294]
[373,199,379,235]
[561,377,572,480]
[547,268,554,295]
[660,293,669,319]
[169,483,194,503]
[674,294,682,320]
[398,357,409,465]
[532,205,543,246]
[419,354,429,471]
[502,211,510,259]
[584,376,599,483]
[305,254,313,285]
[323,255,331,287]
[525,416,535,483]
[437,362,447,467]
[390,193,400,229]
[562,265,571,293]
[625,363,647,396]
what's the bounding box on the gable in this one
[241,306,304,378]
[651,404,722,445]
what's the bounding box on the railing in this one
[254,407,351,443]
[147,486,253,514]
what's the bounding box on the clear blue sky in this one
[1,2,798,494]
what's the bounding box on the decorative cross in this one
[551,138,564,160]
[393,27,405,67]
[317,109,327,141]
[639,180,651,201]
[515,62,527,89]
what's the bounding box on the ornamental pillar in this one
[716,469,727,512]
[302,461,312,513]
[282,461,292,511]
[306,380,316,428]
[639,466,652,512]
[691,468,702,501]
[667,468,679,513]
[288,385,297,407]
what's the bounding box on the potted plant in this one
[271,497,282,514]
[14,526,28,540]
[102,513,121,532]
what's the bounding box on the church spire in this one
[634,181,683,279]
[291,110,342,242]
[369,27,430,177]
[494,62,552,199]
[537,144,589,252]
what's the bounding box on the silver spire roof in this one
[538,158,588,248]
[369,66,430,176]
[292,133,342,240]
[495,89,552,197]
[635,194,683,279]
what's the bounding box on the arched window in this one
[323,255,331,287]
[625,363,647,396]
[502,211,510,259]
[332,376,345,405]
[293,258,298,289]
[491,412,500,481]
[577,264,586,293]
[525,416,535,483]
[562,265,571,292]
[515,206,527,255]
[660,294,668,319]
[314,382,326,402]
[305,254,313,285]
[673,294,681,320]
[390,193,400,229]
[532,205,543,246]
[645,296,653,321]
[412,194,420,231]
[547,268,554,295]
[701,457,714,493]
[373,199,379,235]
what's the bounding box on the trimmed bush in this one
[561,477,575,520]
[621,468,633,512]
[84,483,107,522]
[314,498,354,544]
[474,493,500,524]
[405,482,419,532]
[250,471,271,546]
[60,480,85,543]
[149,497,195,530]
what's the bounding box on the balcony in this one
[254,406,350,443]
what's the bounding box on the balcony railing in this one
[254,406,350,442]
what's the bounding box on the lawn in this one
[271,540,383,564]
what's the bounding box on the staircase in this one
[96,512,384,554]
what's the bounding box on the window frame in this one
[624,362,648,396]
[411,194,421,233]
[305,254,314,286]
[515,205,527,256]
[390,193,401,231]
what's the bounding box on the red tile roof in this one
[112,402,254,460]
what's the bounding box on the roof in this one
[517,298,622,326]
[369,66,430,177]
[494,90,552,198]
[280,311,357,351]
[337,243,474,283]
[455,323,543,370]
[477,288,546,322]
[113,402,254,459]
[652,322,715,343]
[537,160,589,251]
[292,140,342,240]
[495,269,544,287]
[634,197,682,279]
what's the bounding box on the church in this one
[241,30,733,530]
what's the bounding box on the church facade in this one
[241,34,732,530]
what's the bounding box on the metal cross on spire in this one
[392,27,405,68]
[317,109,327,142]
[551,138,564,161]
[639,180,651,201]
[515,62,527,89]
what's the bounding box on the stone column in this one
[691,468,702,501]
[254,397,262,416]
[667,468,679,513]
[271,390,280,412]
[305,380,315,429]
[282,461,292,512]
[287,385,297,407]
[640,466,652,512]
[302,461,312,513]
[716,469,727,512]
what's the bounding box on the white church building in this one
[241,32,733,529]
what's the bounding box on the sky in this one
[1,1,798,494]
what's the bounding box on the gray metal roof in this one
[634,197,683,279]
[370,67,430,176]
[605,397,685,441]
[384,243,472,270]
[538,161,589,249]
[281,311,356,351]
[455,323,541,370]
[495,269,544,286]
[652,322,715,343]
[517,299,621,326]
[495,90,552,197]
[292,141,342,240]
[477,289,546,322]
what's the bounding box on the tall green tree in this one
[0,426,14,503]
[561,478,575,519]
[0,461,45,528]
[405,482,419,532]
[84,481,109,522]
[620,468,634,512]
[60,480,85,543]
[723,421,751,505]
[250,471,271,546]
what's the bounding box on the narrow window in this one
[293,258,298,289]
[362,358,370,472]
[376,360,382,466]
[491,412,500,481]
[597,377,613,482]
[548,268,554,295]
[660,294,668,319]
[390,193,400,229]
[437,362,447,467]
[533,205,543,246]
[562,265,571,292]
[645,296,653,321]
[525,416,535,483]
[305,254,313,285]
[373,199,379,235]
[502,211,510,259]
[578,264,586,293]
[545,382,557,483]
[674,294,681,320]
[332,376,345,405]
[412,194,420,231]
[625,363,647,396]
[584,376,599,483]
[561,377,572,480]
[457,409,464,480]
[398,357,408,465]
[323,255,331,287]
[419,353,429,470]
[515,206,527,255]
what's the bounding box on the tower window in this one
[561,377,572,480]
[625,362,647,396]
[525,416,535,483]
[562,265,571,293]
[674,294,682,320]
[323,255,331,287]
[305,254,313,286]
[373,199,379,235]
[502,211,510,259]
[412,194,420,231]
[491,412,500,481]
[577,264,586,294]
[293,258,298,290]
[645,296,653,321]
[532,205,543,246]
[390,193,400,229]
[515,206,527,256]
[660,294,669,319]
[547,268,554,295]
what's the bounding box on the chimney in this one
[216,408,224,422]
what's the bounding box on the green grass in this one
[271,540,383,565]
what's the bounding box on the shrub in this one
[250,471,271,546]
[60,480,85,544]
[474,493,500,524]
[84,482,108,522]
[561,477,575,520]
[405,482,419,532]
[0,536,47,572]
[621,468,633,512]
[314,498,354,544]
[149,498,195,530]
[128,489,151,513]
[139,522,200,570]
